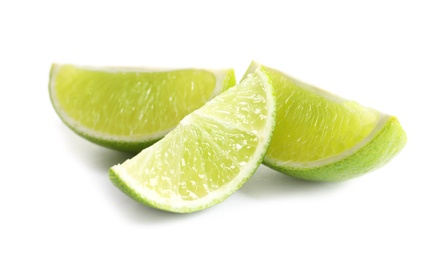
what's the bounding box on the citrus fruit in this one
[109,66,276,213]
[244,62,407,182]
[49,64,236,153]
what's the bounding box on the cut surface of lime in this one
[244,62,406,182]
[109,66,276,213]
[49,64,236,153]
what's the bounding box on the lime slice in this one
[109,66,276,213]
[49,64,236,153]
[244,62,407,182]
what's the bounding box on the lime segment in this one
[49,64,236,152]
[244,61,406,182]
[109,66,276,213]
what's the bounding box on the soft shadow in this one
[240,165,345,198]
[105,182,202,223]
[60,124,134,172]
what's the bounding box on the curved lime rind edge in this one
[263,116,407,182]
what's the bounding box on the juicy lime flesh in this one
[267,69,381,163]
[122,120,260,201]
[113,71,272,205]
[199,75,270,132]
[54,65,219,136]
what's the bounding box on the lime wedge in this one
[109,66,276,213]
[244,62,406,182]
[49,64,236,153]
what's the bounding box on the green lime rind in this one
[264,116,407,182]
[109,168,147,205]
[108,166,209,213]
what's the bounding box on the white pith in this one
[49,63,231,144]
[111,67,276,212]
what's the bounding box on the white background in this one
[1,0,440,259]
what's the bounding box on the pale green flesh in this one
[120,118,260,200]
[263,68,381,164]
[53,65,226,136]
[110,68,275,212]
